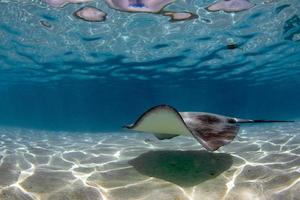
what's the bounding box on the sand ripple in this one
[0,123,299,200]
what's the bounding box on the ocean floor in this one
[0,123,299,200]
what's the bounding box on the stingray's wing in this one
[124,105,191,136]
[179,112,239,151]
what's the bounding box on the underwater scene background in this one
[0,0,300,199]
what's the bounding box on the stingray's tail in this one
[235,119,295,123]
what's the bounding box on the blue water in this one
[0,0,300,132]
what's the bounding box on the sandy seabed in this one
[0,123,299,200]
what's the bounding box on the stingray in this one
[206,0,255,13]
[105,0,174,13]
[74,7,107,22]
[43,0,92,8]
[124,105,293,151]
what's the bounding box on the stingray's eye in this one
[227,118,236,123]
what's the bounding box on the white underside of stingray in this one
[124,105,293,151]
[130,109,191,136]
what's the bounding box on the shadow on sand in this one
[129,150,233,187]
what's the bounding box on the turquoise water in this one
[0,0,299,199]
[0,0,300,131]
